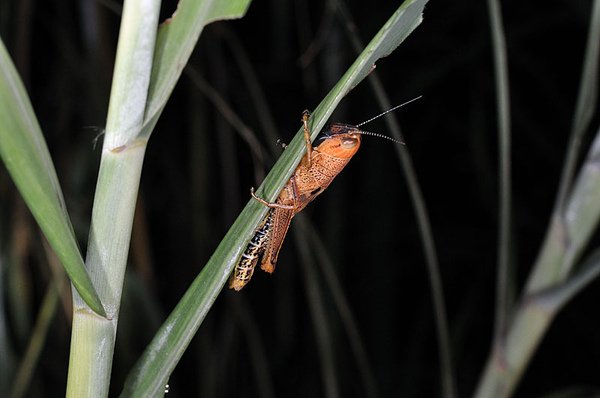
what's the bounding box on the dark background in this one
[1,0,599,397]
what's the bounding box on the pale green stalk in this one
[526,0,600,293]
[475,246,600,398]
[66,1,160,396]
[487,0,512,342]
[66,0,251,395]
[474,1,600,395]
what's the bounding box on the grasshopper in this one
[230,98,420,290]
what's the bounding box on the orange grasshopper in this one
[230,99,419,291]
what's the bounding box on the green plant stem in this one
[487,0,512,342]
[66,0,160,396]
[526,0,600,293]
[474,299,554,398]
[10,277,63,398]
[554,0,600,213]
[475,246,600,398]
[67,145,148,398]
[475,2,600,395]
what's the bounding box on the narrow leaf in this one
[0,39,105,317]
[141,0,252,137]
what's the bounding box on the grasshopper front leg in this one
[302,110,312,168]
[248,108,313,212]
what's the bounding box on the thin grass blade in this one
[140,0,252,138]
[0,39,105,316]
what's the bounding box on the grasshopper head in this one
[316,123,362,159]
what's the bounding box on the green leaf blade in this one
[142,0,252,134]
[0,38,105,317]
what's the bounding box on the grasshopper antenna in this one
[355,130,404,144]
[356,95,422,127]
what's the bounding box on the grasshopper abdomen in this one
[229,210,274,291]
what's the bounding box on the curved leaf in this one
[140,0,252,137]
[0,39,105,317]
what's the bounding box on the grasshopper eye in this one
[341,137,359,149]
